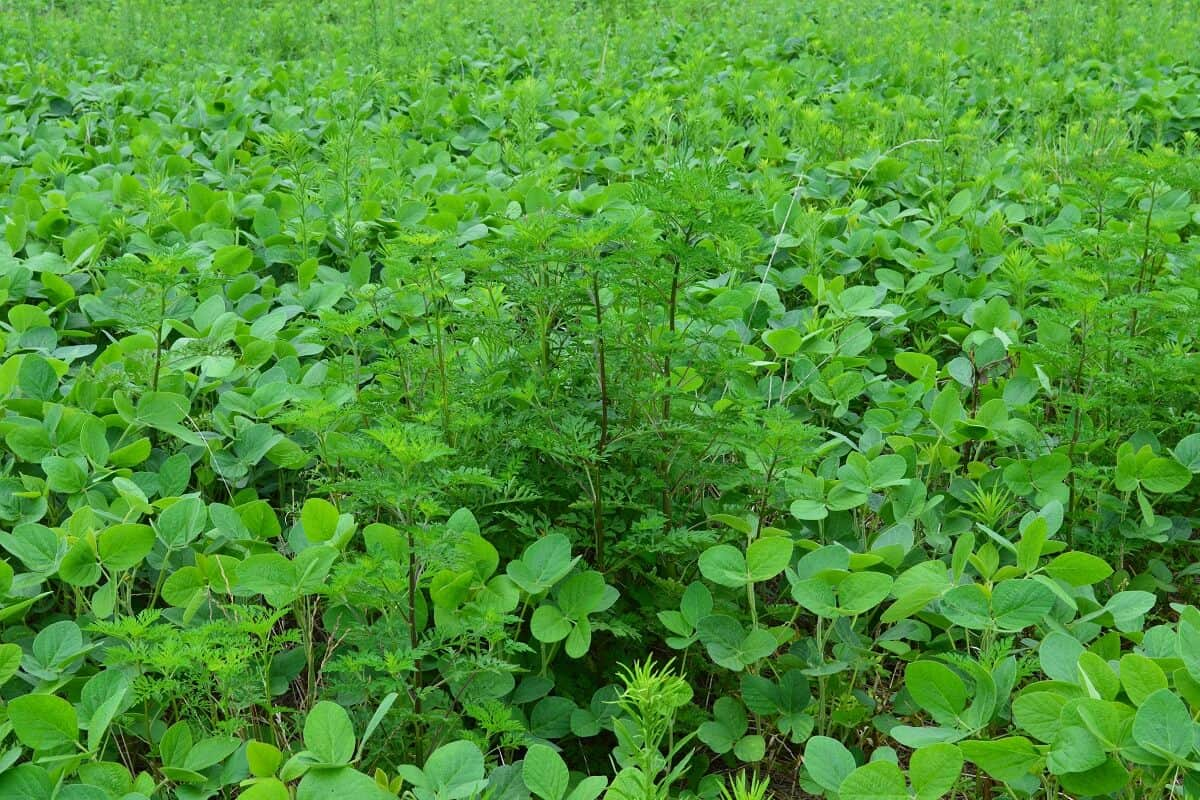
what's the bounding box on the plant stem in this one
[591,268,609,568]
[152,288,166,391]
[424,259,450,441]
[660,253,681,527]
[406,522,424,759]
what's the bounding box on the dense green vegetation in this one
[0,0,1199,797]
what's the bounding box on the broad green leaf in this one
[184,736,240,770]
[1180,612,1200,681]
[910,743,963,800]
[745,536,792,582]
[939,584,990,629]
[421,740,487,795]
[837,571,893,615]
[697,615,776,671]
[565,618,593,658]
[98,524,155,571]
[566,776,608,800]
[991,579,1056,631]
[430,569,473,610]
[1047,725,1106,775]
[698,696,747,754]
[0,765,53,799]
[1040,632,1085,683]
[1102,591,1155,632]
[947,188,974,217]
[85,687,127,755]
[883,561,950,622]
[1012,691,1069,743]
[680,582,713,626]
[159,722,193,768]
[213,244,253,274]
[32,620,83,669]
[294,547,338,595]
[1058,758,1130,796]
[789,497,829,521]
[888,725,966,749]
[1044,552,1112,587]
[137,391,190,427]
[162,566,207,607]
[930,387,965,434]
[507,535,577,595]
[59,539,101,587]
[42,456,88,494]
[1076,652,1119,701]
[18,355,58,400]
[235,553,298,607]
[531,605,571,643]
[0,643,22,686]
[1118,654,1167,706]
[895,351,938,382]
[906,661,966,725]
[157,496,207,549]
[733,735,765,762]
[8,694,78,750]
[959,737,1042,783]
[300,498,340,543]
[247,741,284,778]
[698,544,747,588]
[790,574,839,617]
[1068,699,1131,750]
[558,570,611,616]
[1173,433,1200,472]
[869,454,908,488]
[297,767,394,800]
[958,659,1000,730]
[804,736,856,794]
[530,697,576,740]
[109,437,152,467]
[1139,457,1191,493]
[1,523,62,575]
[243,779,291,800]
[762,327,802,357]
[838,761,907,800]
[523,744,569,800]
[303,701,356,766]
[1132,689,1192,759]
[159,455,197,507]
